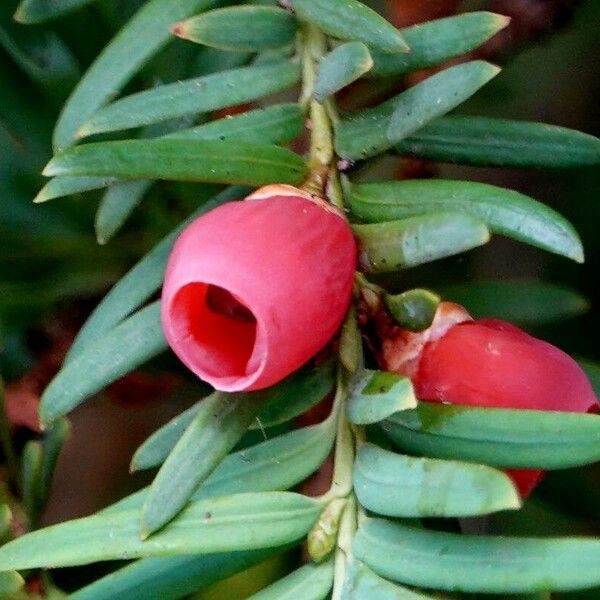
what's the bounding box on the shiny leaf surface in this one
[335,61,500,159]
[348,179,583,262]
[353,213,490,272]
[354,518,600,593]
[383,402,600,469]
[314,42,373,102]
[394,116,600,168]
[78,61,300,137]
[44,140,308,187]
[141,393,268,536]
[0,493,321,570]
[291,0,408,53]
[370,12,509,76]
[347,370,416,425]
[353,443,520,517]
[174,6,297,52]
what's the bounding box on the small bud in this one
[307,498,347,563]
[339,306,362,375]
[384,288,440,332]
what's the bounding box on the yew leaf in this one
[347,179,584,263]
[353,213,490,272]
[72,420,337,598]
[335,61,500,160]
[70,548,283,600]
[40,302,167,424]
[354,443,520,518]
[0,493,321,570]
[115,416,337,515]
[77,61,300,137]
[314,42,373,103]
[441,280,589,326]
[346,370,416,425]
[15,0,96,23]
[52,0,223,149]
[354,518,600,593]
[291,0,408,53]
[0,25,79,96]
[34,176,115,203]
[70,548,282,600]
[41,104,301,244]
[342,560,439,599]
[66,187,246,360]
[95,180,152,245]
[248,561,334,599]
[167,103,303,144]
[394,116,600,168]
[370,12,509,77]
[44,140,308,187]
[141,393,268,537]
[173,6,297,52]
[383,402,600,469]
[130,360,335,480]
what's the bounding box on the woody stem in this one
[299,22,345,210]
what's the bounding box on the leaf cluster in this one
[1,0,600,598]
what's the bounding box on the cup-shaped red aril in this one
[161,185,356,392]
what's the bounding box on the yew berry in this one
[380,302,598,497]
[414,318,597,414]
[161,185,356,392]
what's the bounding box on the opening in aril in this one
[205,285,256,323]
[171,283,258,381]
